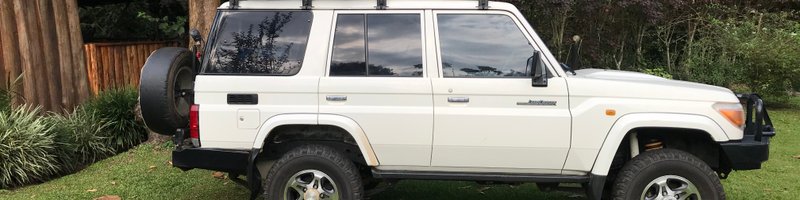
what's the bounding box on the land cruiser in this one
[138,0,776,199]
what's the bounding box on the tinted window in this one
[438,14,535,78]
[367,15,423,77]
[330,14,423,77]
[203,11,312,75]
[330,15,367,76]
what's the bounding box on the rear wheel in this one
[263,144,363,200]
[611,149,725,200]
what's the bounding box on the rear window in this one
[202,11,312,75]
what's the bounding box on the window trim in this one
[326,10,427,78]
[432,10,558,79]
[199,10,314,76]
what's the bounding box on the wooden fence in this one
[83,41,178,95]
[1,0,89,111]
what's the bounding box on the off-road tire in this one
[263,144,363,200]
[139,47,195,135]
[611,148,725,200]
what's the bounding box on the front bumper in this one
[720,94,776,170]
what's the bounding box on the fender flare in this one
[590,113,729,176]
[251,113,379,166]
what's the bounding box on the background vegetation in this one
[79,0,187,42]
[0,88,145,188]
[502,0,800,103]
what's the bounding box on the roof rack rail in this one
[302,0,312,9]
[230,0,240,9]
[478,0,488,10]
[376,0,387,10]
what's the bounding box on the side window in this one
[438,14,535,78]
[203,11,313,75]
[330,14,423,77]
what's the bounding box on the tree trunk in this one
[135,101,171,144]
[0,0,89,111]
[189,0,222,46]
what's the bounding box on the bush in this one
[0,90,9,113]
[684,9,800,103]
[48,110,114,171]
[0,106,58,188]
[81,87,148,151]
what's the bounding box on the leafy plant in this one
[48,110,114,171]
[683,9,800,103]
[136,12,187,39]
[0,106,58,188]
[80,87,148,151]
[640,68,673,79]
[0,89,9,113]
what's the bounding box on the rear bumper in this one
[172,147,249,174]
[720,94,776,170]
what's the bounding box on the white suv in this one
[139,1,776,199]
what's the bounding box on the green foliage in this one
[0,89,9,113]
[0,106,58,188]
[0,88,147,188]
[79,0,187,41]
[684,9,800,102]
[48,110,114,172]
[640,68,673,79]
[81,87,148,151]
[137,12,187,39]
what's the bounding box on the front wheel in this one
[263,144,363,200]
[611,149,725,200]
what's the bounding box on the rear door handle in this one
[326,95,347,102]
[448,97,469,103]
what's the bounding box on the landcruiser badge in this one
[517,100,557,106]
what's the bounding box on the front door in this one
[430,11,571,172]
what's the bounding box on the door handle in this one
[326,95,348,102]
[448,97,469,103]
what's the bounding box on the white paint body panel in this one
[189,1,745,176]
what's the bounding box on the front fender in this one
[251,114,379,166]
[590,113,729,176]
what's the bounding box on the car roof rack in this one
[478,0,488,10]
[230,0,240,9]
[229,0,489,10]
[376,0,387,10]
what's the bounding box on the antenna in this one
[302,0,313,9]
[478,0,488,10]
[376,0,387,10]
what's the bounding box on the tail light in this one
[189,104,201,147]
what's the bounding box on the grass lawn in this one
[0,109,797,200]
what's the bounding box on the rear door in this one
[430,11,571,172]
[318,11,434,166]
[194,10,319,149]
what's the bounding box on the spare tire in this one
[139,47,196,135]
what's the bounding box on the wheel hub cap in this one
[641,175,701,200]
[285,169,339,200]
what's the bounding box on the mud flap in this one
[247,148,262,200]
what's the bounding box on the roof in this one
[219,0,515,10]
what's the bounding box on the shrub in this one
[0,106,58,188]
[81,87,147,151]
[0,90,9,113]
[684,9,800,103]
[48,110,114,172]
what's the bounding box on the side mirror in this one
[529,51,548,87]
